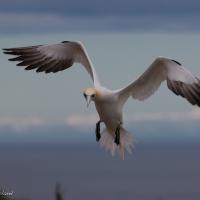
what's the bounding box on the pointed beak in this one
[85,95,92,108]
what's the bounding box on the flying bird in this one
[3,41,200,159]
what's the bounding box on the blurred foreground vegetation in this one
[0,183,63,200]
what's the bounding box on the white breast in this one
[95,94,123,132]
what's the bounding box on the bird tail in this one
[99,127,134,159]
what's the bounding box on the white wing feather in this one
[119,57,200,106]
[3,41,101,87]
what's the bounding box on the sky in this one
[1,0,200,34]
[0,0,200,134]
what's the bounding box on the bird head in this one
[83,88,97,107]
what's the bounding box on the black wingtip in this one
[2,49,9,54]
[2,51,10,55]
[2,48,11,51]
[8,57,19,61]
[61,41,70,43]
[171,59,182,66]
[3,51,19,55]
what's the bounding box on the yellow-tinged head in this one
[83,88,98,107]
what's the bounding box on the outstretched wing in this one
[3,41,101,86]
[119,57,200,106]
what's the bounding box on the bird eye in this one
[91,94,95,98]
[83,93,87,98]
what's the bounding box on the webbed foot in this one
[95,121,101,142]
[114,125,121,145]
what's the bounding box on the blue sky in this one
[1,0,200,34]
[0,0,200,134]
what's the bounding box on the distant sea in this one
[0,121,200,200]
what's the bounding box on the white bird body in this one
[3,41,200,159]
[94,88,122,132]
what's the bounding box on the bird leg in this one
[95,120,101,142]
[114,123,121,145]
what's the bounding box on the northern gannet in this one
[3,41,200,159]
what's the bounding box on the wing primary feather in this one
[4,51,22,56]
[8,52,41,61]
[3,42,100,84]
[175,82,185,97]
[3,47,39,57]
[53,59,73,73]
[195,82,200,90]
[16,55,45,66]
[36,59,58,73]
[170,59,182,66]
[9,56,25,61]
[167,79,183,96]
[186,85,200,105]
[44,59,73,73]
[167,80,179,95]
[191,84,200,95]
[182,84,196,105]
[25,65,39,71]
[177,82,186,97]
[166,79,199,106]
[3,45,41,52]
[24,57,49,70]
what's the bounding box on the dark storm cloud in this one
[1,0,200,16]
[0,0,200,33]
